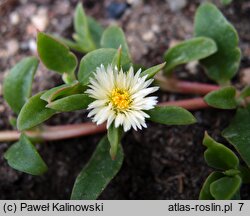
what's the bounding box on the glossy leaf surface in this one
[203,132,239,170]
[194,3,241,84]
[37,32,77,74]
[4,134,47,175]
[164,37,217,74]
[3,57,38,114]
[204,86,237,109]
[147,106,196,125]
[71,136,124,200]
[17,92,56,131]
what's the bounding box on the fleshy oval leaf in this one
[164,37,217,74]
[204,86,238,109]
[37,32,77,74]
[210,175,242,200]
[71,136,124,200]
[101,25,130,59]
[199,171,224,200]
[222,106,250,167]
[203,132,239,170]
[107,124,123,160]
[73,3,96,52]
[46,94,93,112]
[17,92,56,131]
[3,57,38,114]
[194,3,241,84]
[77,48,130,86]
[147,106,196,125]
[4,134,48,175]
[40,84,69,102]
[141,62,166,79]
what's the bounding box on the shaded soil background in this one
[0,0,250,199]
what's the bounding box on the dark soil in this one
[0,0,250,199]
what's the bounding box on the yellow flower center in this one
[110,88,131,110]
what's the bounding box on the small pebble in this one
[166,0,187,12]
[28,39,37,53]
[0,105,5,113]
[240,68,250,85]
[127,0,143,7]
[142,31,154,42]
[54,1,70,15]
[6,39,19,57]
[9,12,20,25]
[186,61,198,75]
[31,7,48,31]
[107,2,129,19]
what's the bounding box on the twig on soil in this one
[0,98,208,142]
[155,74,220,95]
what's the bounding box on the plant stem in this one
[0,98,208,142]
[155,74,219,95]
[159,98,208,110]
[0,123,106,142]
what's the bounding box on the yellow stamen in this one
[110,88,131,110]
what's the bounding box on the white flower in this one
[85,64,159,132]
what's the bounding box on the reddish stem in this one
[0,98,208,142]
[27,123,107,141]
[155,75,219,95]
[159,98,208,110]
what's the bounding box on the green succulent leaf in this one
[74,3,88,38]
[17,92,56,131]
[3,57,38,114]
[54,36,84,53]
[223,169,240,177]
[164,37,217,75]
[87,16,104,48]
[210,175,242,200]
[78,48,130,86]
[147,106,196,125]
[101,25,130,59]
[222,106,250,167]
[203,132,239,170]
[194,3,241,84]
[4,134,48,175]
[41,82,86,103]
[141,62,166,79]
[46,94,93,112]
[37,32,77,74]
[112,47,122,70]
[108,124,123,160]
[71,136,124,200]
[73,3,96,52]
[204,86,238,109]
[199,171,224,200]
[40,84,69,102]
[48,82,85,103]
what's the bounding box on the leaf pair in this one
[17,84,93,131]
[78,24,132,85]
[164,3,241,85]
[57,3,103,53]
[3,57,38,114]
[200,133,242,200]
[204,85,250,110]
[4,134,47,175]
